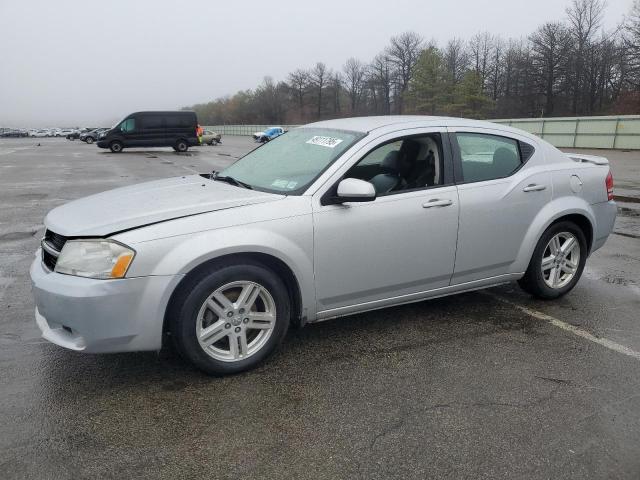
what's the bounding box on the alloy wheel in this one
[541,232,580,289]
[195,281,276,362]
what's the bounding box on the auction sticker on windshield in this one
[306,136,343,148]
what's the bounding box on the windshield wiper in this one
[210,172,253,190]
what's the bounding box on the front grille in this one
[41,230,67,271]
[45,230,67,251]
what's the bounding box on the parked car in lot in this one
[30,116,616,376]
[97,111,199,152]
[253,126,285,143]
[58,129,75,137]
[0,128,28,137]
[67,128,94,140]
[201,129,222,145]
[81,128,109,144]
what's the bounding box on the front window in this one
[220,128,363,194]
[119,118,135,133]
[344,133,444,195]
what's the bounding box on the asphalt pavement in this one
[1,137,639,479]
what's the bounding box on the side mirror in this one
[335,178,376,203]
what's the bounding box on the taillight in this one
[606,170,614,201]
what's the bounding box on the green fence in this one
[206,115,640,150]
[204,125,300,136]
[492,115,640,150]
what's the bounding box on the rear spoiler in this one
[567,153,609,165]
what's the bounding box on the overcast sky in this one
[0,0,632,127]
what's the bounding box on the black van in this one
[97,111,199,153]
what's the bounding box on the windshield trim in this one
[222,128,367,196]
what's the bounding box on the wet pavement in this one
[1,137,639,479]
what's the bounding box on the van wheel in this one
[175,140,188,152]
[170,261,290,376]
[109,141,123,153]
[85,137,94,144]
[518,221,587,300]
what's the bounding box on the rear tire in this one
[109,141,123,153]
[170,261,290,376]
[175,139,188,152]
[518,221,587,300]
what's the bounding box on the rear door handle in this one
[523,184,547,192]
[422,199,453,208]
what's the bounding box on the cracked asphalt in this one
[1,137,639,479]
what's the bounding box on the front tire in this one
[109,141,123,153]
[175,139,188,152]
[85,136,94,144]
[518,221,587,299]
[170,261,290,376]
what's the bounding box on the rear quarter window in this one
[456,133,524,183]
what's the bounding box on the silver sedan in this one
[31,116,617,375]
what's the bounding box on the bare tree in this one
[330,72,343,115]
[287,69,310,115]
[386,31,423,113]
[309,62,329,119]
[469,32,495,91]
[530,22,571,115]
[624,0,640,87]
[343,57,366,113]
[369,54,393,115]
[566,0,606,113]
[488,38,504,100]
[443,38,469,84]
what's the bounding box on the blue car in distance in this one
[253,127,285,143]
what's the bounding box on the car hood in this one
[45,175,284,236]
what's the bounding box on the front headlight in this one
[55,240,135,279]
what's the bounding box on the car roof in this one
[301,115,531,138]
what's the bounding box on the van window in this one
[166,115,190,128]
[142,116,163,130]
[120,118,136,133]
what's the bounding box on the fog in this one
[0,0,630,127]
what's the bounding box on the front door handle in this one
[523,184,547,192]
[422,199,453,208]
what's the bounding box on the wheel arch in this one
[162,252,304,347]
[513,197,596,274]
[549,213,593,253]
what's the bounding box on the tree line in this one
[185,0,640,124]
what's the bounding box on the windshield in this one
[220,128,363,194]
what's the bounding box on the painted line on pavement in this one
[485,292,640,361]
